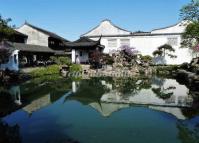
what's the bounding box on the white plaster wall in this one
[72,49,76,63]
[91,35,192,65]
[131,36,167,56]
[75,50,89,63]
[86,20,193,65]
[131,35,192,65]
[91,37,131,54]
[0,50,19,71]
[17,24,49,46]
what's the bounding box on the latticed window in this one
[50,41,55,44]
[108,39,117,48]
[167,37,178,46]
[120,39,130,46]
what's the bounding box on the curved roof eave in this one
[81,19,132,37]
[151,20,186,32]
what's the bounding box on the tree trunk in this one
[0,71,4,82]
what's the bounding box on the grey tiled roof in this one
[3,41,55,53]
[14,30,28,38]
[64,37,101,48]
[24,22,69,42]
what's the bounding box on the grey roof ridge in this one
[81,19,132,37]
[18,21,70,42]
[151,20,184,32]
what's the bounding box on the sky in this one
[0,0,190,41]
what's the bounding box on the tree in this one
[180,0,199,54]
[119,45,139,65]
[0,46,10,65]
[181,22,199,52]
[90,48,102,69]
[0,43,12,82]
[0,15,15,65]
[153,44,177,59]
[0,15,16,81]
[180,0,199,22]
[50,56,72,66]
[0,15,15,42]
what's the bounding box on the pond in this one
[0,75,199,143]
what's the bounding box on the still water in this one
[0,76,199,143]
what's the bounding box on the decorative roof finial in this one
[25,20,28,24]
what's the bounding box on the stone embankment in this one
[175,57,199,94]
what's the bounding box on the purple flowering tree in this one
[113,45,139,68]
[194,44,199,56]
[120,45,139,56]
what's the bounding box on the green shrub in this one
[102,54,114,65]
[140,55,153,63]
[30,65,60,77]
[50,56,71,66]
[69,64,82,72]
[139,69,145,74]
[180,62,189,70]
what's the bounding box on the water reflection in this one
[177,121,199,143]
[1,76,194,119]
[0,76,199,143]
[67,76,194,120]
[0,77,79,143]
[0,120,21,143]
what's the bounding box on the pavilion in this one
[65,37,104,64]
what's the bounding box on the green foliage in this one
[140,55,153,63]
[50,56,71,66]
[177,123,199,143]
[69,64,82,72]
[153,50,163,57]
[181,22,199,51]
[156,65,179,73]
[30,65,60,78]
[180,0,199,22]
[139,69,146,75]
[153,44,177,58]
[180,62,190,70]
[0,15,15,41]
[0,15,15,64]
[158,44,175,52]
[152,87,174,99]
[0,48,10,64]
[180,0,199,53]
[102,54,114,65]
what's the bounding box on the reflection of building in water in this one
[149,106,186,120]
[101,80,113,90]
[67,78,194,120]
[9,86,22,106]
[0,120,21,143]
[72,81,80,93]
[6,86,52,114]
[0,79,71,118]
[23,94,51,114]
[90,102,187,120]
[89,102,129,117]
[101,79,193,107]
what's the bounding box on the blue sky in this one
[0,0,190,41]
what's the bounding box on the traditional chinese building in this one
[0,22,71,71]
[65,37,104,64]
[82,19,193,65]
